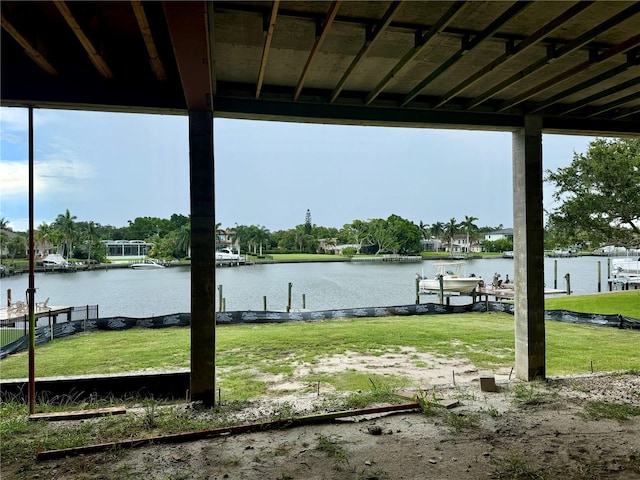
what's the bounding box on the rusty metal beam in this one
[1,13,58,75]
[131,1,166,82]
[498,33,640,112]
[293,1,341,101]
[329,1,403,104]
[433,1,593,109]
[400,0,529,108]
[53,0,113,79]
[164,2,212,110]
[256,0,279,99]
[365,1,466,106]
[467,2,640,110]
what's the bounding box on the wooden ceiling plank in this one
[1,13,58,75]
[433,1,593,109]
[293,1,341,101]
[400,0,529,108]
[467,3,640,110]
[364,1,466,106]
[53,0,113,79]
[500,33,640,112]
[131,1,166,82]
[329,1,404,104]
[256,1,279,100]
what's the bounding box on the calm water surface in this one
[0,256,616,317]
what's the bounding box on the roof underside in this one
[2,1,639,135]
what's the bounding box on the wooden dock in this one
[0,305,73,326]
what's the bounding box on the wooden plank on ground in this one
[29,406,126,421]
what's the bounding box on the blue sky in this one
[1,107,595,233]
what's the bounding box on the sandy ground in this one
[3,354,639,480]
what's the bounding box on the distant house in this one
[484,228,514,242]
[326,244,360,255]
[217,229,240,250]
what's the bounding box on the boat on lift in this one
[417,262,482,294]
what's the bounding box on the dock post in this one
[287,282,292,313]
[597,261,601,293]
[438,276,444,305]
[553,260,557,289]
[565,273,571,295]
[302,294,306,309]
[217,285,223,312]
[263,295,267,311]
[415,278,419,304]
[7,288,11,307]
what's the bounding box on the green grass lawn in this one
[1,313,638,400]
[545,290,640,318]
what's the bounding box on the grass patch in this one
[545,290,640,318]
[581,400,640,421]
[491,454,548,479]
[316,434,350,465]
[511,383,558,407]
[1,312,639,398]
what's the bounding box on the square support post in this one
[512,116,545,381]
[189,109,216,406]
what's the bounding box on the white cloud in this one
[0,155,94,198]
[0,107,63,133]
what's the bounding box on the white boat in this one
[130,259,166,269]
[42,254,70,269]
[612,257,640,274]
[216,248,240,261]
[418,262,482,294]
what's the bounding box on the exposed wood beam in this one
[256,1,279,99]
[164,2,212,110]
[364,1,466,106]
[53,0,113,79]
[400,1,529,108]
[467,2,640,110]
[131,1,166,82]
[555,77,640,116]
[329,1,403,104]
[293,1,341,101]
[498,33,640,112]
[433,1,593,109]
[1,12,58,75]
[585,90,640,118]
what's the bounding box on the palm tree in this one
[462,215,479,254]
[177,223,191,257]
[419,221,431,240]
[0,217,8,230]
[84,221,99,266]
[431,221,444,251]
[35,222,54,257]
[54,209,77,260]
[444,218,458,257]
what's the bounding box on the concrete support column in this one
[189,109,216,406]
[512,116,545,381]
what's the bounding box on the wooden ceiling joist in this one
[400,1,530,108]
[131,1,166,82]
[53,0,113,79]
[498,33,640,112]
[163,2,212,110]
[433,1,593,109]
[329,1,403,104]
[585,90,640,118]
[364,1,466,106]
[467,2,640,110]
[0,12,58,75]
[256,0,279,100]
[293,1,341,101]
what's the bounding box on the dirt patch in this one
[5,372,639,480]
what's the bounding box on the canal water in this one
[0,256,618,318]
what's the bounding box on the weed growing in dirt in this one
[581,400,640,421]
[510,383,558,407]
[316,434,350,465]
[491,454,547,479]
[415,387,443,416]
[442,411,481,432]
